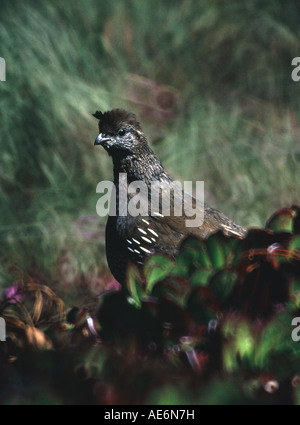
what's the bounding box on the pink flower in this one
[105,280,121,292]
[5,283,23,304]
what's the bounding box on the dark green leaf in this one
[144,255,174,294]
[290,279,300,308]
[177,237,212,270]
[209,270,237,304]
[190,269,213,287]
[126,264,144,308]
[289,235,300,254]
[206,232,225,269]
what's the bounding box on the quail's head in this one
[93,109,147,157]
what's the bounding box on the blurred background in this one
[0,0,300,303]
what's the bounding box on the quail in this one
[93,109,246,284]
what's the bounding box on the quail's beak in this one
[94,133,112,146]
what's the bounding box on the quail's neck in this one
[112,151,171,187]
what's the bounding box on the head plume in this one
[92,109,142,133]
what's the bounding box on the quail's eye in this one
[118,128,126,136]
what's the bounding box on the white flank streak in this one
[153,212,164,217]
[128,247,134,253]
[230,230,242,236]
[222,225,241,236]
[87,316,98,337]
[138,227,147,235]
[140,246,151,254]
[141,236,152,244]
[132,238,141,245]
[142,219,150,225]
[148,228,159,238]
[126,239,133,245]
[134,249,140,254]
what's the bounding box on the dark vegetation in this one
[0,207,300,404]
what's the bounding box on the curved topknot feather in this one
[93,108,142,133]
[92,111,103,120]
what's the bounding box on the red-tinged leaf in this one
[151,275,191,306]
[266,208,296,233]
[186,286,219,324]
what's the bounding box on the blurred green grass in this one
[0,0,300,297]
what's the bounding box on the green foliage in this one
[1,206,300,404]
